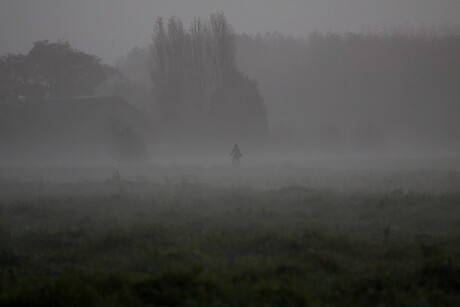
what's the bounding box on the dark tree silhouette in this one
[149,13,267,141]
[0,40,117,102]
[0,53,31,102]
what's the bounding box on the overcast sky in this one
[1,0,459,63]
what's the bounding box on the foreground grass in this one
[1,183,460,306]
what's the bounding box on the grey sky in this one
[1,0,459,63]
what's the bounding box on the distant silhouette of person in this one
[230,144,242,167]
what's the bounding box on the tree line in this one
[0,13,268,145]
[3,18,460,154]
[236,28,460,153]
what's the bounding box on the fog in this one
[3,2,460,305]
[2,0,460,63]
[0,1,459,176]
[1,1,460,169]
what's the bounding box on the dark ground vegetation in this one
[1,175,459,306]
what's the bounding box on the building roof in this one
[0,96,153,164]
[1,95,151,131]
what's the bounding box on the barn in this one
[0,96,153,165]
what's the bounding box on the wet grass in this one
[1,183,460,306]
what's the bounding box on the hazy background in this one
[2,3,460,305]
[1,0,460,166]
[1,0,460,63]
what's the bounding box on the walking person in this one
[230,144,242,167]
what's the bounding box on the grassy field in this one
[1,176,460,306]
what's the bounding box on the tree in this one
[189,16,209,116]
[0,40,117,102]
[0,53,33,102]
[208,12,236,86]
[209,71,267,140]
[27,40,117,97]
[149,13,268,141]
[150,18,189,122]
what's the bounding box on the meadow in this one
[1,166,460,306]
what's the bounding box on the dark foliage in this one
[150,13,268,142]
[0,40,118,102]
